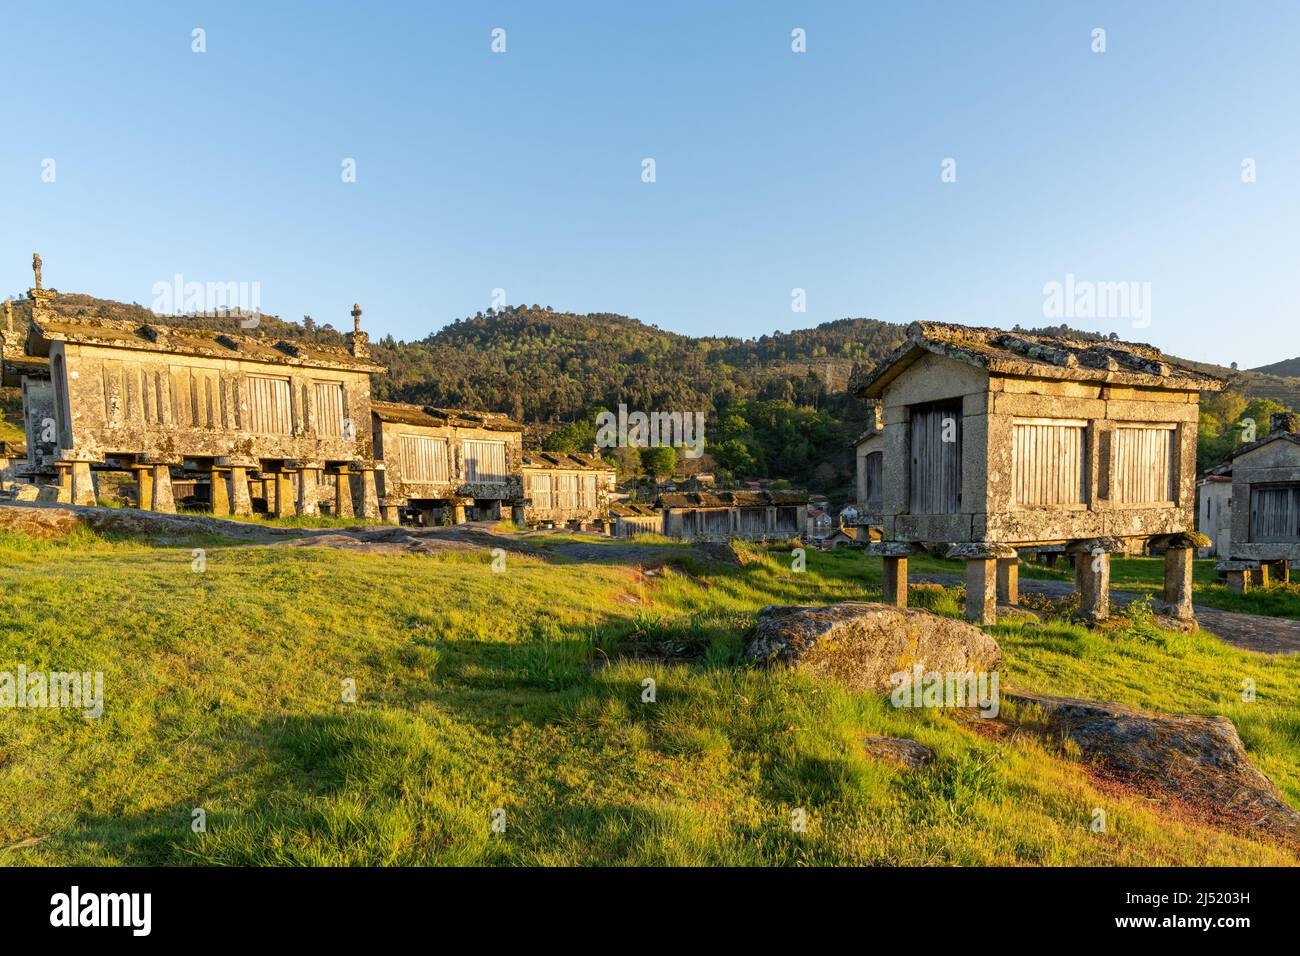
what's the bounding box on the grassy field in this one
[908,552,1300,620]
[1,527,1297,866]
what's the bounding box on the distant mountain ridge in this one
[1251,356,1300,378]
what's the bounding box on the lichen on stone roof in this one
[857,320,1225,397]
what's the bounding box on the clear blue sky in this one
[4,1,1298,367]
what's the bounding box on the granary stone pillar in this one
[150,465,176,514]
[131,465,153,510]
[274,471,296,519]
[948,543,1016,625]
[297,465,321,517]
[357,467,380,521]
[54,462,73,503]
[69,461,96,506]
[229,466,253,516]
[1161,546,1195,620]
[511,504,527,527]
[1276,561,1292,585]
[996,554,1019,605]
[209,466,231,515]
[867,542,917,609]
[1153,533,1201,621]
[333,466,354,519]
[965,558,997,625]
[450,500,467,525]
[883,557,909,608]
[1251,564,1271,588]
[1068,538,1121,624]
[1218,561,1252,594]
[380,503,399,524]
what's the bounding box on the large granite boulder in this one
[745,602,1002,693]
[1008,690,1300,841]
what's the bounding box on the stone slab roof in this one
[521,451,614,471]
[610,502,661,517]
[371,400,525,433]
[657,489,809,509]
[28,304,385,374]
[856,321,1225,398]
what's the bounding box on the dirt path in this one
[914,572,1300,655]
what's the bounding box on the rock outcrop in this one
[745,602,1002,694]
[862,735,934,768]
[1008,690,1300,841]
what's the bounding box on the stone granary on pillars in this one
[657,489,808,542]
[2,294,57,482]
[15,255,386,516]
[1206,412,1300,592]
[520,451,617,529]
[371,401,525,525]
[856,321,1224,625]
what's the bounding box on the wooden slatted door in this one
[1011,418,1088,507]
[1250,484,1300,541]
[1112,425,1176,504]
[909,402,962,514]
[864,451,883,512]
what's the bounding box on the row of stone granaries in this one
[844,321,1297,627]
[0,263,618,530]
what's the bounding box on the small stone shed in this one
[851,402,884,530]
[1208,413,1299,591]
[15,257,385,518]
[520,451,616,529]
[1196,475,1233,559]
[855,321,1223,625]
[371,401,525,524]
[658,489,807,542]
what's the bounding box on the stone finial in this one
[32,252,42,291]
[346,303,370,359]
[1270,412,1300,436]
[3,300,11,333]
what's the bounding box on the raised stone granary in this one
[856,321,1224,625]
[9,256,385,517]
[371,401,525,525]
[657,489,807,542]
[520,451,617,530]
[1206,412,1300,592]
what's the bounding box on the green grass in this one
[0,532,1296,866]
[911,552,1300,621]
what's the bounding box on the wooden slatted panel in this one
[864,451,883,512]
[909,403,962,515]
[400,435,449,482]
[247,375,293,435]
[1011,420,1087,506]
[581,475,597,509]
[1250,484,1300,542]
[464,440,507,483]
[1113,425,1175,503]
[529,473,552,508]
[554,473,578,509]
[313,382,345,438]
